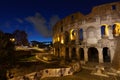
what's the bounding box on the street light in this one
[10,38,15,42]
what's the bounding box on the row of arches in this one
[53,23,120,44]
[63,23,120,44]
[65,47,111,63]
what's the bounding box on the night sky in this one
[0,0,119,42]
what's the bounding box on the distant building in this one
[52,1,120,63]
[31,41,52,48]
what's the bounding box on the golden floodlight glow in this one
[114,23,120,36]
[70,29,76,40]
[53,38,55,43]
[102,24,109,36]
[61,36,64,44]
[57,37,60,42]
[10,38,15,42]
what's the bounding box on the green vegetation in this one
[0,31,15,80]
[19,56,37,61]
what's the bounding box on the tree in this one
[13,30,29,46]
[0,31,15,80]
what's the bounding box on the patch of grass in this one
[20,56,37,61]
[30,49,43,53]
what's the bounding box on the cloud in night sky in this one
[49,15,60,28]
[26,12,60,37]
[16,18,23,24]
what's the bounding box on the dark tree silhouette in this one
[0,31,15,80]
[13,30,29,46]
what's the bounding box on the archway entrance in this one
[79,29,83,41]
[88,47,99,62]
[79,48,84,60]
[71,47,77,60]
[101,25,109,38]
[64,31,69,44]
[57,48,60,57]
[103,47,111,62]
[70,29,76,44]
[65,47,69,61]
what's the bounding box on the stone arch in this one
[70,29,77,43]
[88,47,99,62]
[101,25,105,37]
[103,47,111,62]
[101,24,109,38]
[65,47,69,61]
[112,23,120,37]
[71,47,77,60]
[79,28,83,41]
[86,27,97,44]
[112,24,116,35]
[79,48,84,60]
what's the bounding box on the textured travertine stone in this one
[69,48,72,59]
[53,1,120,66]
[84,48,88,62]
[98,48,103,63]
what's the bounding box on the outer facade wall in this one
[53,2,120,63]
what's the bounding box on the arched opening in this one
[57,48,60,57]
[65,47,69,61]
[112,23,120,37]
[88,47,99,62]
[101,26,105,37]
[64,31,69,44]
[103,47,111,62]
[71,47,77,60]
[79,29,83,41]
[70,29,76,44]
[79,29,83,45]
[101,25,109,38]
[79,48,84,60]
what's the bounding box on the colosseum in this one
[52,1,120,64]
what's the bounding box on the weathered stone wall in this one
[112,37,120,69]
[53,1,120,64]
[9,62,81,80]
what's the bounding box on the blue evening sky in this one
[0,0,119,42]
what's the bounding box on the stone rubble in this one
[8,61,81,80]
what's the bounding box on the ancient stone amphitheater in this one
[52,1,120,64]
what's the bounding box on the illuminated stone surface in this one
[52,1,120,66]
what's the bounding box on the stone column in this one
[83,30,86,41]
[76,47,80,60]
[109,25,113,39]
[69,47,72,59]
[98,48,103,63]
[110,48,114,63]
[84,48,88,62]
